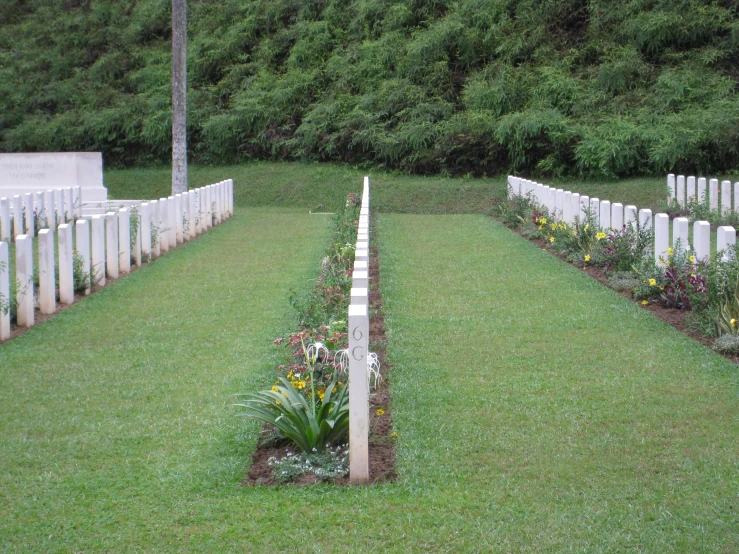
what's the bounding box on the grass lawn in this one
[1,165,738,551]
[378,214,739,551]
[104,161,672,215]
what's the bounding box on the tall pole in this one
[172,0,188,195]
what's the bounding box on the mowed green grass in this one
[1,175,738,551]
[378,214,739,551]
[103,161,671,214]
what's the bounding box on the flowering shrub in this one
[633,244,707,309]
[591,223,653,272]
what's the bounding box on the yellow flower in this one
[271,385,279,392]
[550,223,557,230]
[596,232,607,240]
[549,237,555,243]
[390,431,398,439]
[275,400,281,406]
[584,254,591,262]
[732,319,737,328]
[648,278,656,286]
[540,217,547,224]
[689,255,695,263]
[667,247,674,255]
[641,300,649,305]
[317,389,325,401]
[294,380,307,390]
[584,225,589,231]
[376,408,385,416]
[538,225,543,231]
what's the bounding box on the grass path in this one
[379,214,739,552]
[1,209,738,552]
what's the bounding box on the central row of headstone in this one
[348,176,371,484]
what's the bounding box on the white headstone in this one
[611,203,624,230]
[73,186,82,218]
[673,217,689,252]
[167,195,176,247]
[580,195,589,222]
[676,175,685,207]
[12,195,23,240]
[23,193,34,236]
[639,208,652,230]
[697,177,707,206]
[15,235,34,327]
[158,198,169,253]
[44,190,55,230]
[91,215,106,286]
[686,176,696,204]
[600,200,611,230]
[57,224,74,305]
[0,198,10,241]
[353,270,369,289]
[34,191,46,230]
[563,192,572,224]
[717,226,736,261]
[150,200,161,257]
[15,234,34,327]
[174,194,183,244]
[654,213,669,265]
[105,212,119,280]
[0,152,107,201]
[187,190,196,239]
[624,205,637,227]
[0,241,9,340]
[118,208,131,275]
[590,198,600,227]
[571,193,580,223]
[55,188,64,225]
[140,202,152,260]
[693,221,710,263]
[734,183,739,215]
[348,302,369,484]
[75,219,91,295]
[722,180,732,216]
[555,189,564,219]
[710,179,719,211]
[64,188,74,222]
[667,174,676,201]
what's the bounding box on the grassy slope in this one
[3,1,739,177]
[104,161,671,214]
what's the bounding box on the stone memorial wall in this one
[0,152,107,201]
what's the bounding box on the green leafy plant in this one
[267,445,349,484]
[235,339,349,453]
[72,250,90,293]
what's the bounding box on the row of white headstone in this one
[0,186,82,242]
[348,176,371,484]
[667,174,739,214]
[0,180,234,341]
[507,175,738,264]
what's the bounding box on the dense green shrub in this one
[2,0,739,176]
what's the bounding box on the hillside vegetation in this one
[1,0,739,178]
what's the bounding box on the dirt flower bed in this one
[240,198,396,486]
